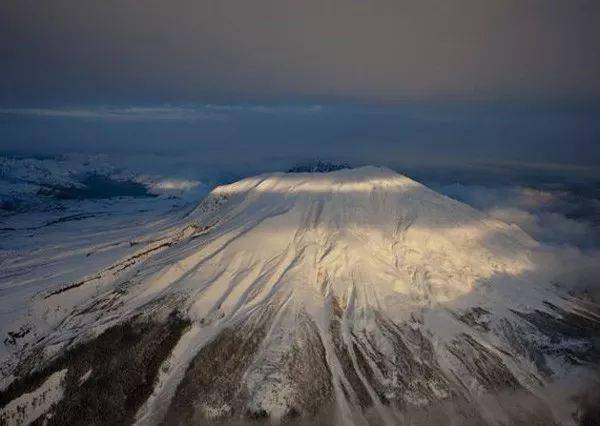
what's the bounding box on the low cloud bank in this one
[435,183,600,249]
[428,176,600,304]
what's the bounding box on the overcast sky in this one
[1,0,599,166]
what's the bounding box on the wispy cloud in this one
[0,106,224,121]
[0,104,324,121]
[203,104,324,114]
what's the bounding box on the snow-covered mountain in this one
[1,167,598,425]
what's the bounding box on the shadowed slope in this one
[1,167,599,425]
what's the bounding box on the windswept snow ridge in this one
[1,167,598,425]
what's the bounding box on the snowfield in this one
[1,166,598,425]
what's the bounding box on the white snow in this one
[0,369,67,426]
[1,166,593,424]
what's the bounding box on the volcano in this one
[1,167,598,425]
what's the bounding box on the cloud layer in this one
[0,105,323,122]
[2,0,600,104]
[0,107,223,122]
[433,183,600,248]
[428,176,600,302]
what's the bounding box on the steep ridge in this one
[1,167,598,425]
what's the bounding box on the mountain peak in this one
[286,160,352,173]
[1,169,597,426]
[213,166,422,196]
[190,166,537,314]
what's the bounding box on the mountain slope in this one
[1,167,598,425]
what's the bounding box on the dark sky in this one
[2,0,600,104]
[1,0,599,166]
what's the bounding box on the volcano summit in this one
[1,167,598,425]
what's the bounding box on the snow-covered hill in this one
[0,154,206,215]
[1,167,598,425]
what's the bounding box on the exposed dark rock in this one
[370,312,454,408]
[448,333,521,392]
[496,318,553,377]
[163,308,273,425]
[453,307,491,332]
[329,315,373,410]
[447,333,558,425]
[0,313,190,426]
[574,377,600,426]
[3,326,31,346]
[512,303,600,363]
[287,161,351,174]
[283,315,334,417]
